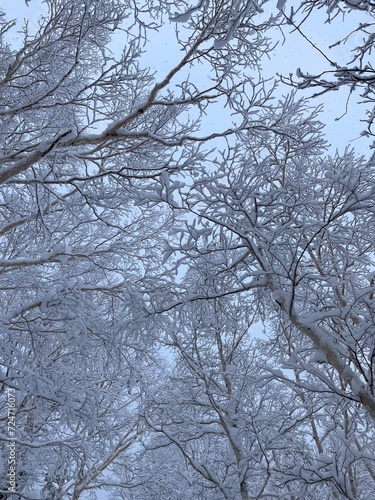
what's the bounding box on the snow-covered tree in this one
[141,265,306,499]
[0,0,280,496]
[136,233,375,498]
[146,95,375,497]
[153,91,375,414]
[1,0,375,497]
[281,0,375,138]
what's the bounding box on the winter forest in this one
[0,0,375,498]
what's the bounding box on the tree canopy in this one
[0,0,374,498]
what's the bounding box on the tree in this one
[0,0,281,496]
[136,93,375,496]
[280,0,375,138]
[138,242,375,499]
[1,0,375,497]
[151,89,375,412]
[141,264,308,499]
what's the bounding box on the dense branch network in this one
[0,0,375,498]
